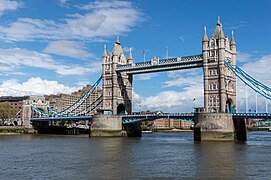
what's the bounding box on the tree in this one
[0,102,17,125]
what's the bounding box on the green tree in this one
[0,102,17,125]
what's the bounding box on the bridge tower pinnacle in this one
[102,38,133,115]
[202,18,237,113]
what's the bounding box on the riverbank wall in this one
[0,126,35,134]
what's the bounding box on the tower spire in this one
[217,16,221,26]
[213,16,224,39]
[203,26,208,41]
[127,47,133,64]
[103,44,107,56]
[230,30,236,45]
[116,36,121,45]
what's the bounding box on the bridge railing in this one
[116,54,203,71]
[233,113,271,119]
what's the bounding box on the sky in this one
[0,0,271,113]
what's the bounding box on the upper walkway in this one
[115,54,203,74]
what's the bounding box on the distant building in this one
[0,96,29,120]
[45,85,103,115]
[153,118,193,129]
[0,95,48,126]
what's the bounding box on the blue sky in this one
[0,0,271,113]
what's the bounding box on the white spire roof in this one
[203,26,208,41]
[112,37,124,56]
[212,16,225,39]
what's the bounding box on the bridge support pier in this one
[90,115,126,137]
[123,123,142,137]
[233,118,247,141]
[194,113,235,141]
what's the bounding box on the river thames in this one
[1,131,271,179]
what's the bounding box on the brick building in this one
[45,85,103,115]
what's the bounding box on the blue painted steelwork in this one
[123,112,271,124]
[225,60,271,100]
[56,75,102,116]
[116,54,203,74]
[31,116,92,122]
[31,105,48,116]
[31,76,103,117]
[233,113,271,119]
[122,113,194,124]
[75,95,103,116]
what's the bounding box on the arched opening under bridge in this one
[226,99,235,113]
[117,104,126,115]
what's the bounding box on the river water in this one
[1,131,271,179]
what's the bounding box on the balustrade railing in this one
[116,54,203,70]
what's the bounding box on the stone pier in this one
[194,113,235,141]
[123,123,142,137]
[90,115,126,137]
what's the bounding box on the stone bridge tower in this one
[202,17,237,113]
[102,38,133,115]
[22,96,49,128]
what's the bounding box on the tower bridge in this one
[29,18,271,141]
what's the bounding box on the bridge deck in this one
[31,116,93,122]
[122,113,194,124]
[30,113,271,123]
[233,113,271,119]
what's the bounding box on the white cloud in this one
[167,69,202,79]
[132,74,203,112]
[225,21,247,30]
[58,0,68,6]
[179,35,186,42]
[0,0,22,16]
[241,55,271,83]
[44,40,93,59]
[237,51,252,62]
[0,48,100,76]
[77,1,132,10]
[0,77,78,96]
[0,1,143,41]
[134,73,157,80]
[236,54,271,112]
[163,75,203,88]
[122,47,133,54]
[133,87,203,113]
[56,62,100,75]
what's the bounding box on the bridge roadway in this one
[30,113,271,124]
[122,113,194,124]
[30,116,93,122]
[232,113,271,119]
[115,54,203,74]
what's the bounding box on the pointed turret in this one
[230,31,236,54]
[127,48,133,64]
[220,24,225,39]
[116,36,120,45]
[203,26,209,42]
[213,16,225,39]
[217,16,221,26]
[230,30,236,45]
[112,36,124,57]
[103,45,107,57]
[102,44,108,64]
